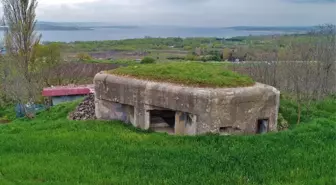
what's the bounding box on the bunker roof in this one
[108,62,255,88]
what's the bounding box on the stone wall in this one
[94,72,280,135]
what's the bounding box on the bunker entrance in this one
[150,109,176,134]
[257,119,269,134]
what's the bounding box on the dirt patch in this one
[0,120,11,124]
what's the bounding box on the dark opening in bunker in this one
[219,126,242,135]
[149,109,176,134]
[257,119,269,134]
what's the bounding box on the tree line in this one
[231,25,336,124]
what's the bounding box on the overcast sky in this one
[10,0,336,26]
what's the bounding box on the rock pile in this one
[69,94,96,120]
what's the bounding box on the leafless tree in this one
[231,24,336,124]
[309,25,336,99]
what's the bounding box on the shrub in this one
[76,52,92,61]
[166,56,185,60]
[141,57,156,64]
[278,113,289,130]
[185,54,197,61]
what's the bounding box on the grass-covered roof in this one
[109,62,255,88]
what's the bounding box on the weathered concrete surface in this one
[94,72,280,135]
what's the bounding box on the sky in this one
[8,0,336,26]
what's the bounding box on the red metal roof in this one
[42,84,94,97]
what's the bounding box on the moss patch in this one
[109,62,255,88]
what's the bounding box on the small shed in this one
[0,48,6,55]
[42,84,94,106]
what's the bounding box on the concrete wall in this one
[94,73,280,135]
[94,99,134,125]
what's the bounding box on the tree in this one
[2,0,41,80]
[34,43,63,86]
[141,57,156,64]
[229,25,335,125]
[0,0,41,117]
[222,48,231,61]
[309,24,336,98]
[76,52,92,61]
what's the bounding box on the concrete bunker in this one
[94,73,280,135]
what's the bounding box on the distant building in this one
[42,84,94,106]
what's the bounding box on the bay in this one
[0,27,297,42]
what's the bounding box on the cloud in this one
[4,0,336,26]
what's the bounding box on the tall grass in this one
[0,98,335,184]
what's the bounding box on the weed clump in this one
[140,57,156,64]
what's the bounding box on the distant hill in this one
[0,22,92,31]
[37,21,137,30]
[35,23,92,31]
[0,22,316,32]
[0,21,139,31]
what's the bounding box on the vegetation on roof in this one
[109,62,255,88]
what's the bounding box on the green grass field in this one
[0,97,335,185]
[109,62,255,88]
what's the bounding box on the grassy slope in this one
[109,62,255,88]
[0,98,335,185]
